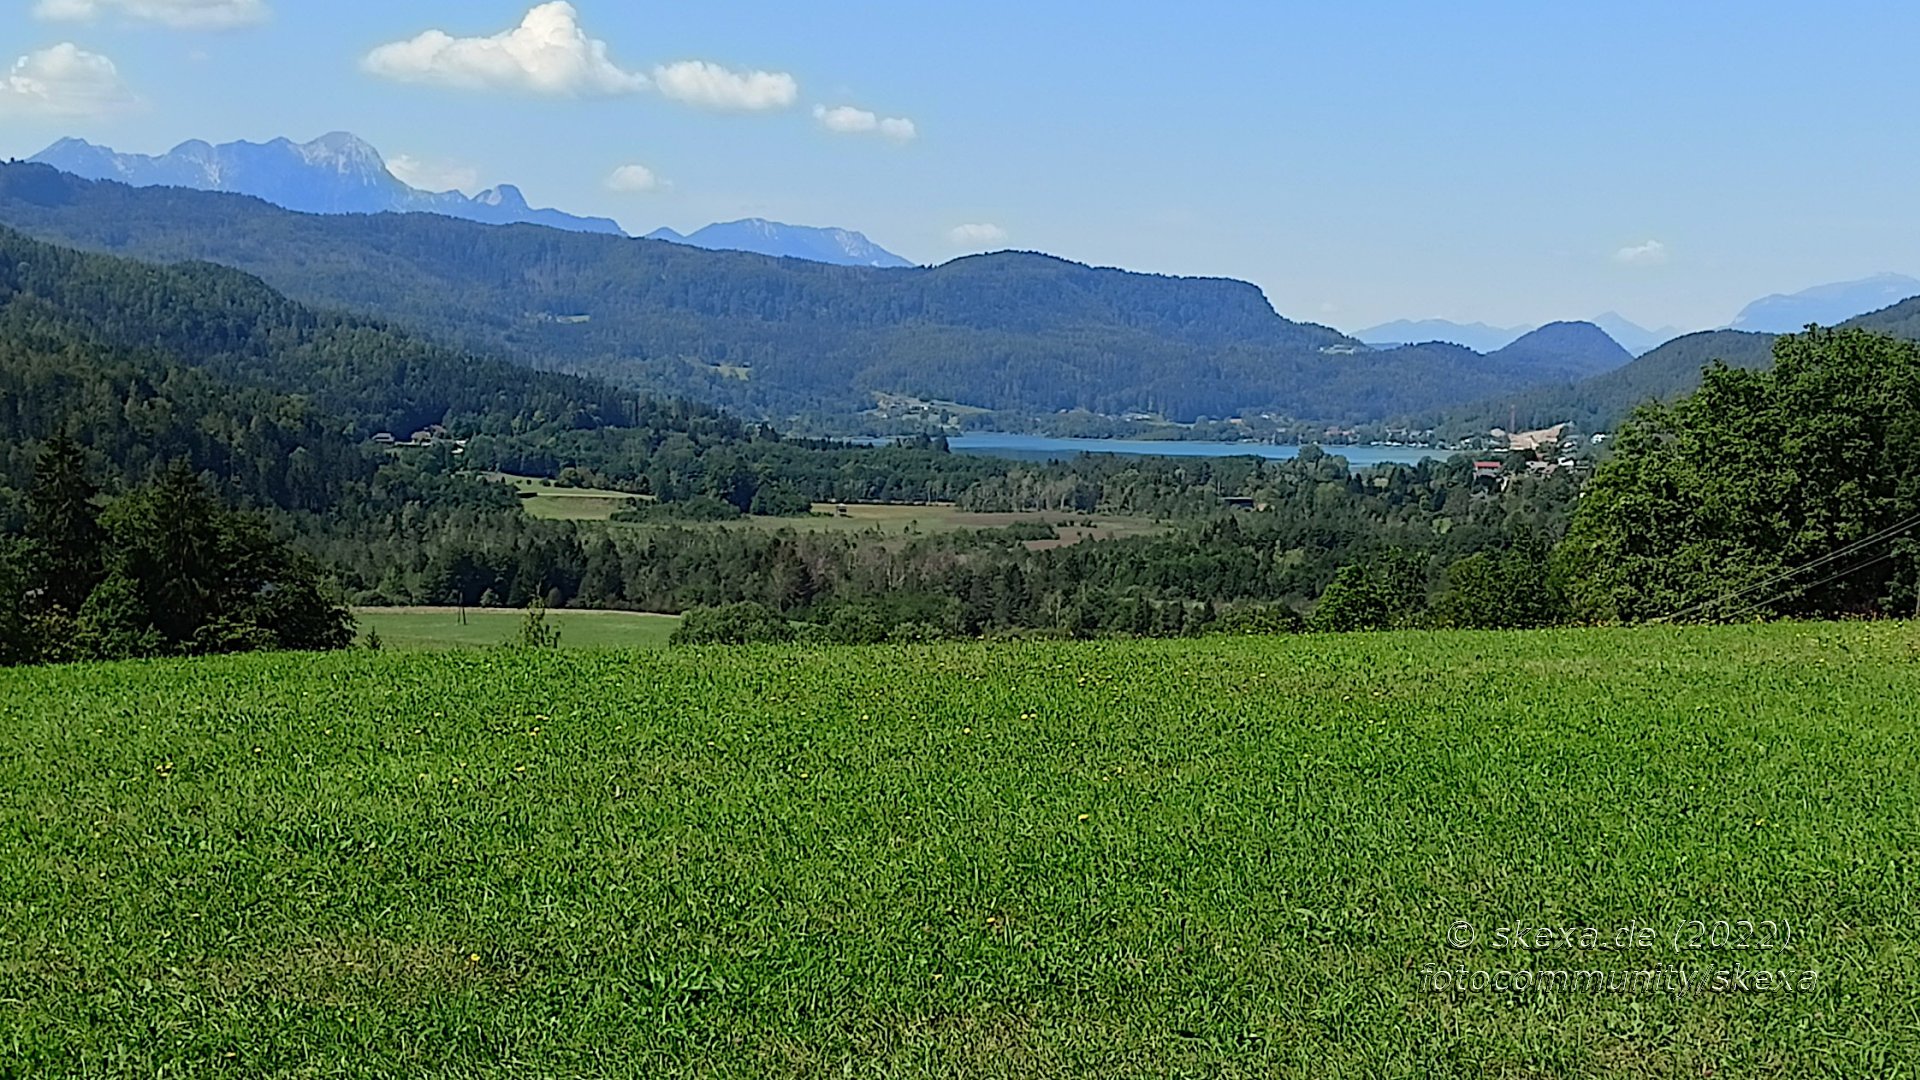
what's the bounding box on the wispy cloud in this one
[0,43,137,117]
[814,104,916,142]
[387,154,480,194]
[948,223,1008,248]
[605,163,663,192]
[1614,239,1669,266]
[652,60,796,111]
[34,0,268,30]
[363,2,647,97]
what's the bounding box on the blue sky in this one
[2,0,1917,334]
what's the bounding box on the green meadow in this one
[3,623,1917,1077]
[494,470,1162,544]
[488,474,645,522]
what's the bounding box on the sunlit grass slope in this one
[3,624,1917,1077]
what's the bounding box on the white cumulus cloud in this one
[605,164,662,192]
[652,60,796,111]
[34,0,268,29]
[363,2,647,97]
[813,104,916,142]
[948,223,1008,248]
[387,154,480,194]
[0,43,137,117]
[1615,239,1669,266]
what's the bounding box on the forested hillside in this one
[0,164,1625,424]
[1438,330,1779,434]
[1441,297,1920,435]
[0,226,691,440]
[1484,321,1633,380]
[1846,293,1920,340]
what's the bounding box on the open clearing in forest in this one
[4,623,1917,1076]
[717,502,1166,544]
[487,473,645,521]
[495,472,1161,544]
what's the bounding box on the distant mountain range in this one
[1363,276,1920,363]
[1589,313,1686,356]
[1728,273,1920,334]
[30,133,625,235]
[29,134,915,268]
[645,220,912,268]
[1358,314,1680,356]
[0,163,1651,424]
[1357,319,1528,353]
[1441,330,1780,437]
[1443,288,1920,437]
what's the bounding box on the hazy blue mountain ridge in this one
[1589,312,1684,356]
[31,133,625,235]
[1357,319,1530,353]
[1360,314,1679,356]
[645,219,913,268]
[1730,273,1920,333]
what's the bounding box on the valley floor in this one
[3,623,1917,1076]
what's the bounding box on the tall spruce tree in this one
[25,434,103,615]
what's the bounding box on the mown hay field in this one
[3,624,1917,1077]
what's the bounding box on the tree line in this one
[0,437,351,665]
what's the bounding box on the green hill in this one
[3,623,1914,1076]
[1443,298,1920,436]
[0,224,722,442]
[0,225,1015,520]
[0,164,1630,424]
[0,223,774,521]
[1843,291,1920,339]
[1483,320,1634,380]
[1439,330,1779,434]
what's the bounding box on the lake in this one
[891,433,1448,467]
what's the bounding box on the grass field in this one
[353,607,680,651]
[487,469,1163,544]
[3,624,1918,1076]
[496,473,1160,545]
[713,503,1165,545]
[485,474,646,521]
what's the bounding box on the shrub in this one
[514,602,562,649]
[613,496,742,523]
[670,602,794,645]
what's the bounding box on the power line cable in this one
[1654,510,1920,624]
[1710,547,1904,625]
